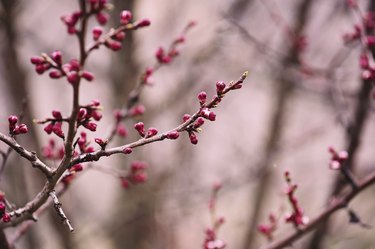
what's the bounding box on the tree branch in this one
[260,172,375,249]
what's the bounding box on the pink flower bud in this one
[18,124,28,134]
[71,164,83,172]
[131,161,147,171]
[35,64,46,74]
[94,138,107,148]
[114,31,126,41]
[216,81,226,93]
[0,203,5,214]
[8,115,18,125]
[92,26,103,41]
[129,105,145,116]
[189,132,198,145]
[120,10,132,25]
[52,110,62,119]
[121,178,130,189]
[2,213,10,223]
[155,47,164,62]
[123,147,133,154]
[107,40,122,51]
[92,111,102,121]
[91,99,101,106]
[84,122,97,132]
[117,124,128,137]
[166,131,179,139]
[146,127,158,138]
[53,123,65,138]
[183,114,191,122]
[96,12,109,25]
[77,108,87,120]
[67,72,79,84]
[82,71,94,81]
[30,56,44,65]
[69,59,80,71]
[135,19,151,28]
[49,70,62,79]
[194,117,205,128]
[198,91,207,104]
[44,123,54,134]
[134,122,145,137]
[51,50,62,64]
[131,173,147,183]
[201,109,216,121]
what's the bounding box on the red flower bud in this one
[198,91,207,104]
[30,56,44,65]
[2,213,10,223]
[84,122,97,132]
[114,31,126,41]
[67,71,79,84]
[17,124,28,134]
[117,124,128,137]
[52,110,62,119]
[96,12,109,25]
[166,130,179,139]
[146,127,158,138]
[136,19,151,28]
[216,81,226,93]
[134,122,145,137]
[129,105,145,116]
[183,114,191,122]
[194,117,205,128]
[51,50,62,64]
[189,132,198,145]
[8,115,18,125]
[44,123,54,134]
[92,26,103,41]
[123,147,133,154]
[106,40,122,51]
[71,164,83,172]
[49,70,62,79]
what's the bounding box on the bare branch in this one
[49,190,74,232]
[260,172,375,249]
[0,132,53,177]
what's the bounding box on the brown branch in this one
[0,132,53,177]
[260,171,375,249]
[0,72,248,230]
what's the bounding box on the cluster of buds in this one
[182,73,247,145]
[328,146,349,170]
[61,163,84,185]
[257,213,278,241]
[39,110,66,139]
[77,100,102,132]
[120,161,148,189]
[203,182,226,249]
[31,52,94,84]
[42,139,64,160]
[77,132,95,154]
[0,193,10,223]
[284,171,308,227]
[8,115,28,135]
[133,122,158,138]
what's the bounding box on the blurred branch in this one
[241,1,313,248]
[306,1,375,248]
[260,171,375,249]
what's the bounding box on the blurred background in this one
[0,0,375,248]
